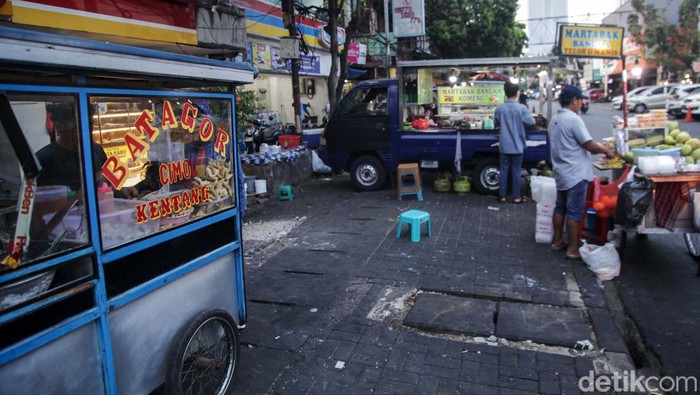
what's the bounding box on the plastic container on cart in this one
[632,147,681,164]
[99,198,159,249]
[279,135,301,149]
[0,270,55,311]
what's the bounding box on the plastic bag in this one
[615,178,653,229]
[579,241,621,282]
[311,150,332,174]
[530,176,557,205]
[535,203,555,243]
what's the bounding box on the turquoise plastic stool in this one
[396,209,431,242]
[278,184,294,201]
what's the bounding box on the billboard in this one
[393,0,426,38]
[558,24,624,59]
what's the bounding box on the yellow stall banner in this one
[438,85,504,106]
[558,25,624,59]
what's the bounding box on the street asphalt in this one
[230,171,700,394]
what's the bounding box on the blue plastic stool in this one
[278,184,294,201]
[396,209,431,242]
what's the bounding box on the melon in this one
[676,131,691,144]
[692,148,700,161]
[687,156,696,164]
[623,151,634,164]
[670,129,681,138]
[664,135,676,145]
[668,121,680,132]
[682,144,694,156]
[688,138,700,150]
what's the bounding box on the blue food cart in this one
[0,26,253,394]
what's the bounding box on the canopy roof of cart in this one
[0,26,256,88]
[397,57,558,85]
[397,56,556,69]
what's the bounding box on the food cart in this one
[0,26,253,394]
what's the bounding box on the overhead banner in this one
[438,85,504,106]
[393,0,425,38]
[558,24,624,59]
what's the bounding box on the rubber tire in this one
[472,157,500,195]
[634,103,647,113]
[581,107,588,114]
[165,309,240,395]
[350,155,386,191]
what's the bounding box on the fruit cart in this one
[0,27,254,394]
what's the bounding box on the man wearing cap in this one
[548,85,615,260]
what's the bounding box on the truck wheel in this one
[473,158,500,195]
[350,156,386,191]
[165,309,240,395]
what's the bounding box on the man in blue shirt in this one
[548,85,615,260]
[494,82,535,203]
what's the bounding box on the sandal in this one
[565,254,583,261]
[497,197,507,203]
[513,196,529,204]
[551,242,567,251]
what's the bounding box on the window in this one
[336,87,388,117]
[0,94,90,265]
[90,96,236,249]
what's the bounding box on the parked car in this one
[680,91,700,120]
[667,84,700,118]
[611,86,653,110]
[627,84,678,113]
[584,88,605,102]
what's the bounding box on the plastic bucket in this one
[254,179,267,194]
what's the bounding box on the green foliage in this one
[424,0,527,58]
[234,89,260,137]
[627,0,699,76]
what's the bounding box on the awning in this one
[348,66,368,79]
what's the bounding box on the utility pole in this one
[282,0,303,134]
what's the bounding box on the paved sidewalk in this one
[231,175,656,394]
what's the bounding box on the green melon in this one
[692,148,700,161]
[668,121,680,132]
[687,156,696,164]
[664,135,676,145]
[688,138,700,150]
[682,144,694,156]
[677,131,691,144]
[670,129,681,138]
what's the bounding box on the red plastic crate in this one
[279,135,301,149]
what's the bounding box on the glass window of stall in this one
[88,96,236,250]
[1,94,92,267]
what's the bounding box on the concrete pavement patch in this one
[404,293,497,335]
[496,302,590,348]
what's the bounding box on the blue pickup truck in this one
[319,57,554,194]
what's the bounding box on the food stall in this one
[596,116,700,266]
[0,26,253,394]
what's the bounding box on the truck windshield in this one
[336,87,388,117]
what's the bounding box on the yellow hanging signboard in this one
[558,25,624,59]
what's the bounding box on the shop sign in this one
[318,25,346,48]
[101,100,232,225]
[270,46,288,70]
[347,42,367,65]
[438,85,505,106]
[393,0,426,38]
[287,54,320,74]
[558,25,624,59]
[253,43,272,70]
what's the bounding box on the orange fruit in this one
[593,201,605,212]
[600,195,611,207]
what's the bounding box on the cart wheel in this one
[165,309,240,395]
